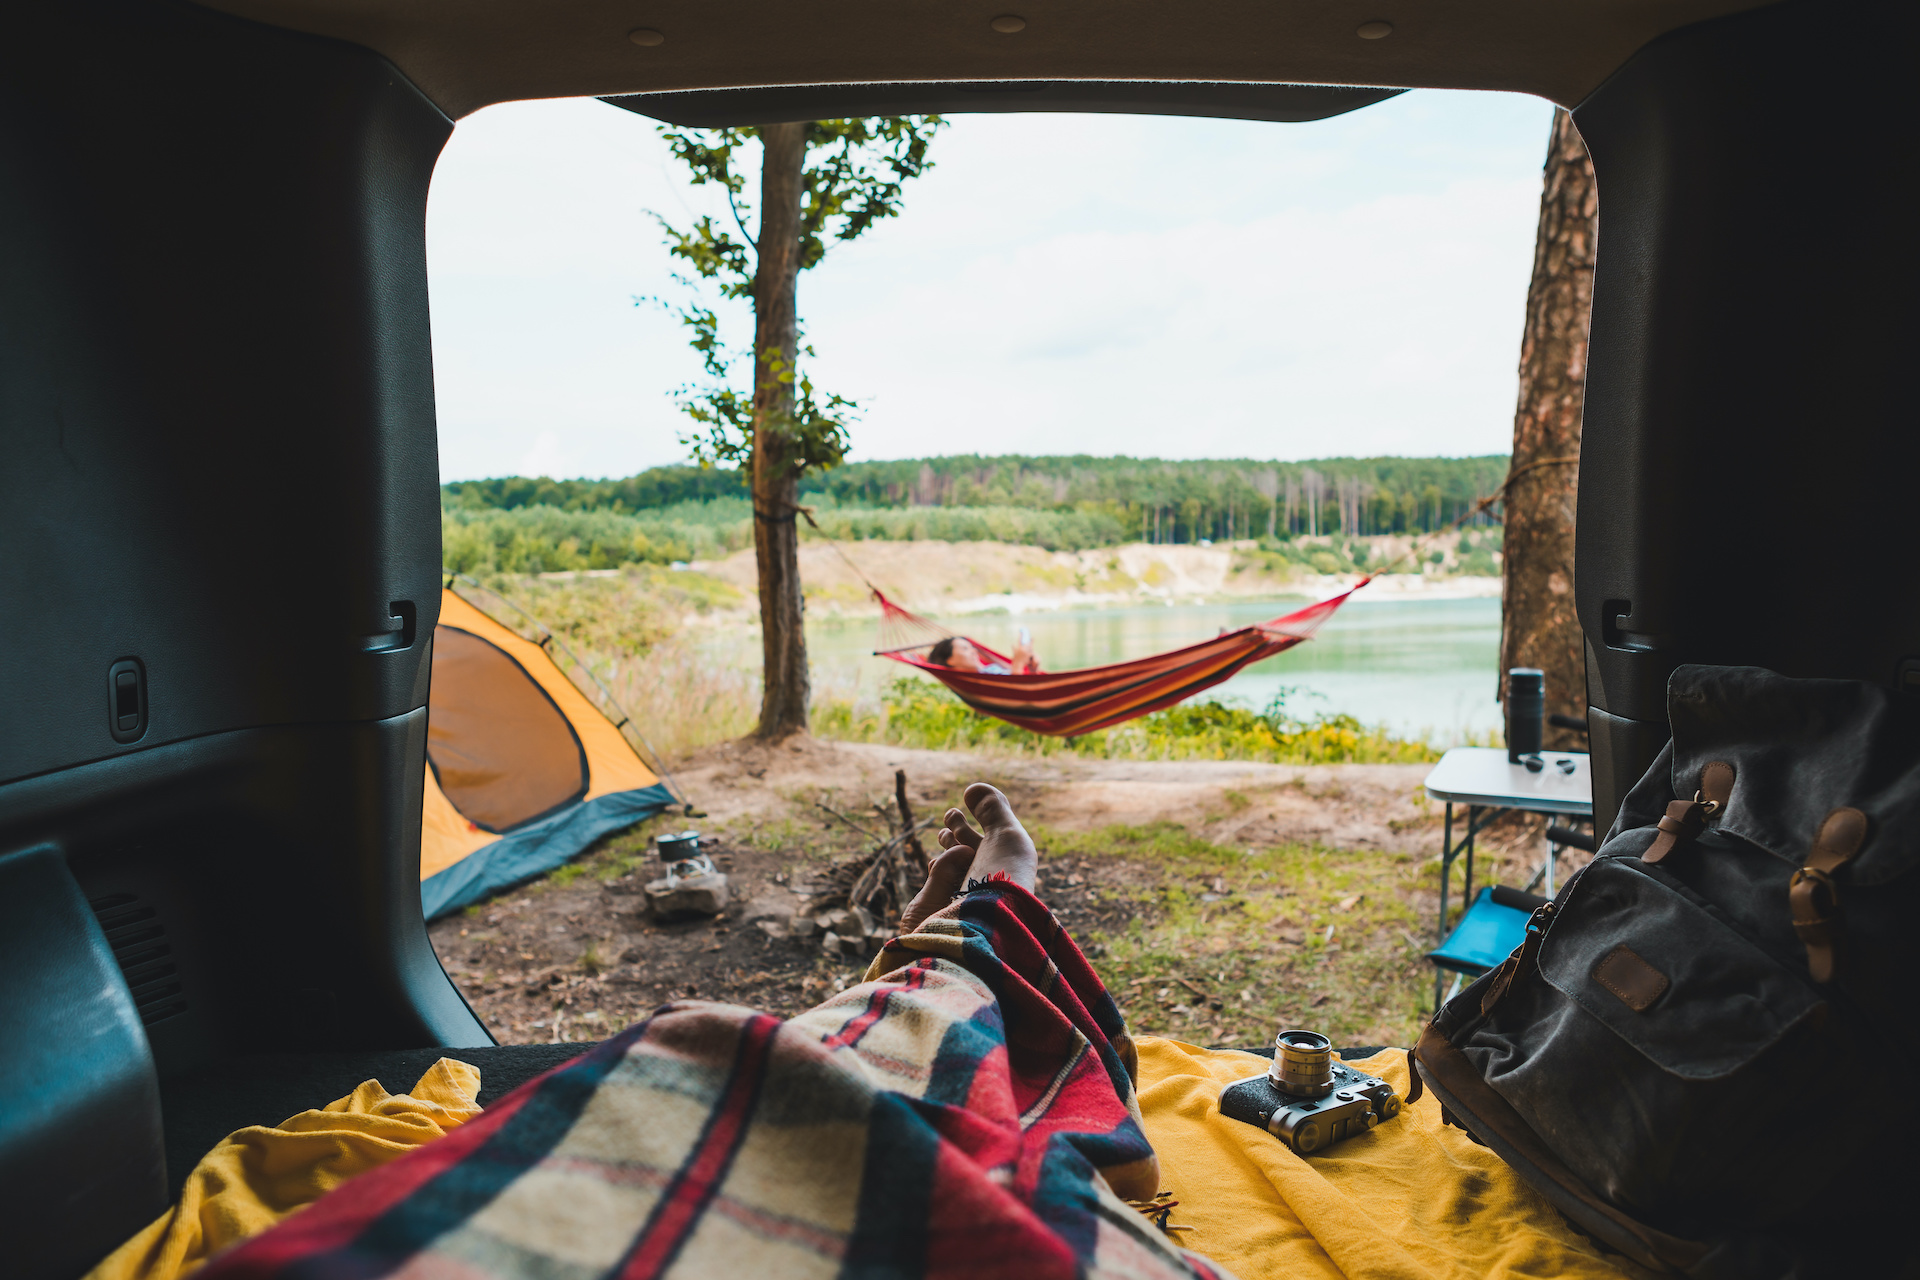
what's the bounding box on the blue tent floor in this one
[423,784,678,919]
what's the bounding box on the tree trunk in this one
[1500,108,1597,750]
[750,122,809,739]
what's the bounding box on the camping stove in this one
[655,830,715,886]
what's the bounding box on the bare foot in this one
[898,782,1038,932]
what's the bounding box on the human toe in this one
[963,782,1022,833]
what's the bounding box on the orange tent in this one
[420,588,676,918]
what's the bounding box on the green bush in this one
[1457,548,1499,576]
[814,678,1440,764]
[441,501,753,575]
[803,504,1127,552]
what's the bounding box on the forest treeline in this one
[444,453,1508,548]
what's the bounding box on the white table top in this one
[1423,747,1593,816]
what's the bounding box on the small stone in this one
[820,931,869,961]
[788,910,824,938]
[644,871,730,919]
[849,904,877,936]
[822,908,856,935]
[755,919,789,941]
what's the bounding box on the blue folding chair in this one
[1430,885,1549,1008]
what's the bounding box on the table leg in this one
[1462,805,1477,912]
[1435,802,1453,1013]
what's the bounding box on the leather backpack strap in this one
[1641,760,1734,864]
[1641,799,1709,863]
[1789,807,1868,983]
[1479,898,1559,1015]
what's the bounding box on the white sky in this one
[425,90,1555,482]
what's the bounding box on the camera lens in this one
[1269,1029,1334,1098]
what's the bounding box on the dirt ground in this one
[428,737,1564,1050]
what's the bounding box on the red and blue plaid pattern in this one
[197,883,1234,1280]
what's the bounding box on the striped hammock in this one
[874,584,1363,737]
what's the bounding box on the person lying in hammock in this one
[928,632,1042,674]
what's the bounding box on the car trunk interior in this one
[1,0,1911,1274]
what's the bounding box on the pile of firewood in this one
[782,769,932,960]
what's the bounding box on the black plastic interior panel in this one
[605,80,1405,127]
[0,0,488,1091]
[1587,703,1679,838]
[2,713,490,1079]
[0,0,447,789]
[1571,0,1918,828]
[0,845,166,1280]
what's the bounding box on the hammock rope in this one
[779,456,1572,737]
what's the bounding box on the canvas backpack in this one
[1411,665,1920,1278]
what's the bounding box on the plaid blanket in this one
[198,881,1233,1280]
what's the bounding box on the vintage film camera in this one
[1218,1029,1404,1155]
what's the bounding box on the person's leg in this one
[899,782,1037,932]
[892,783,1159,1201]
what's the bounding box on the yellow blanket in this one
[1134,1037,1634,1280]
[87,1058,482,1280]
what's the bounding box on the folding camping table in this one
[1421,747,1593,1010]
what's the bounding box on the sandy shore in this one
[685,536,1499,619]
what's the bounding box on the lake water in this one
[807,595,1504,744]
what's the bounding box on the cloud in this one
[426,91,1555,480]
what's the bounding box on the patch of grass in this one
[1034,822,1432,1049]
[515,813,685,895]
[730,816,822,854]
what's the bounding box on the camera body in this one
[1218,1030,1404,1155]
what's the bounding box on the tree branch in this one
[727,185,758,252]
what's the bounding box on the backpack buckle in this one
[1790,808,1868,984]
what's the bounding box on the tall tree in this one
[1500,108,1597,748]
[653,117,943,738]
